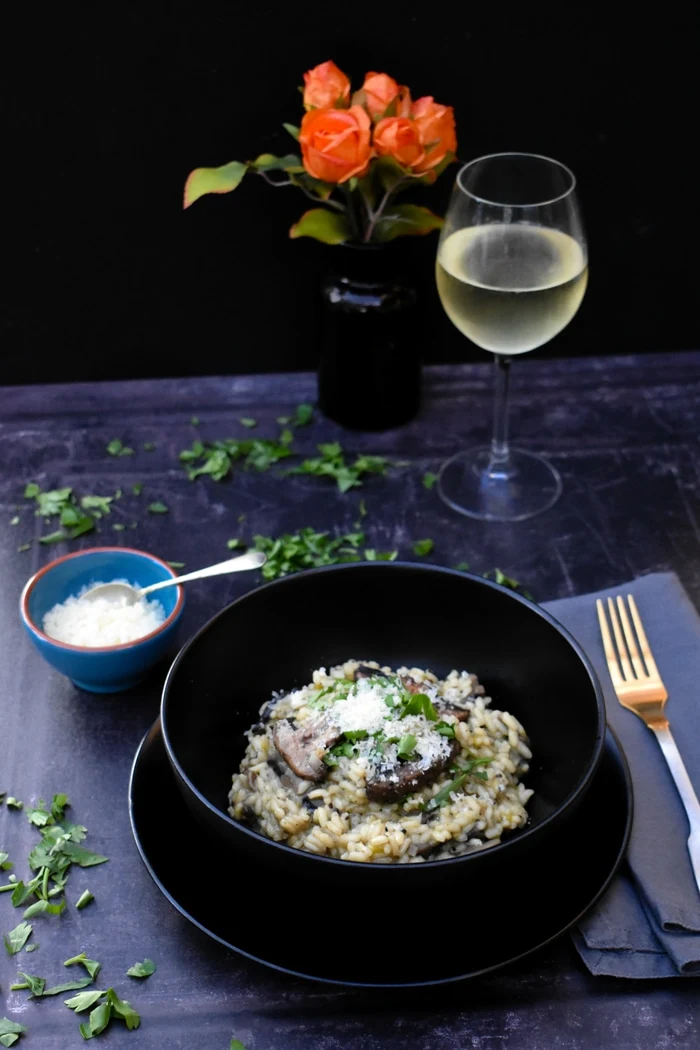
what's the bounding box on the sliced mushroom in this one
[435,700,471,722]
[272,716,342,781]
[366,739,460,803]
[353,664,389,681]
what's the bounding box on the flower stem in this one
[256,170,345,211]
[363,180,406,243]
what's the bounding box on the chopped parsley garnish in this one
[166,561,185,569]
[17,545,31,553]
[483,568,534,599]
[112,523,126,532]
[454,561,471,572]
[179,436,293,481]
[10,516,19,526]
[287,443,389,493]
[239,417,257,428]
[230,1041,247,1050]
[75,890,94,910]
[3,922,32,956]
[73,987,140,1037]
[363,549,398,561]
[0,852,11,871]
[412,538,434,556]
[64,953,101,979]
[401,693,438,721]
[126,959,156,979]
[6,797,23,810]
[142,442,156,451]
[131,483,144,496]
[422,472,438,490]
[105,440,133,457]
[293,403,314,427]
[323,740,356,767]
[227,538,245,550]
[422,758,493,811]
[147,501,169,514]
[435,721,456,737]
[0,1016,26,1046]
[397,734,418,760]
[251,528,397,580]
[343,730,368,742]
[22,485,121,545]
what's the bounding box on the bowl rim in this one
[20,546,185,653]
[161,561,607,870]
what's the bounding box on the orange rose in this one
[303,60,351,110]
[373,116,425,169]
[299,105,372,184]
[362,72,402,120]
[410,96,457,173]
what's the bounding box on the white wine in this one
[436,224,588,354]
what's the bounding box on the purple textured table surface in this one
[1,352,699,1049]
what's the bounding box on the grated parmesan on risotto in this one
[43,582,165,647]
[229,659,533,864]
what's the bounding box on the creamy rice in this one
[229,659,533,864]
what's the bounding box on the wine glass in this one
[435,152,587,521]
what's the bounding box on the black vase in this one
[317,243,422,431]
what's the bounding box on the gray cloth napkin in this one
[543,572,700,977]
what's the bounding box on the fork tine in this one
[607,597,634,681]
[627,595,661,680]
[596,599,625,687]
[616,596,646,679]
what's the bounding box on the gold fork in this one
[597,594,700,895]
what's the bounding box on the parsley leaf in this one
[64,953,101,979]
[106,439,133,457]
[483,568,534,600]
[422,472,438,490]
[230,1041,247,1050]
[6,797,22,809]
[293,403,314,427]
[126,959,156,979]
[412,538,434,556]
[252,528,397,581]
[0,852,11,871]
[3,922,32,955]
[422,758,493,811]
[397,734,418,760]
[287,443,388,492]
[166,561,185,569]
[10,516,19,526]
[131,482,144,496]
[64,990,106,1013]
[180,436,293,482]
[239,417,257,428]
[147,501,169,514]
[435,721,456,737]
[453,561,471,572]
[80,496,113,515]
[400,693,438,721]
[106,988,140,1030]
[0,1018,26,1046]
[40,977,94,997]
[226,538,245,550]
[75,890,94,910]
[17,545,31,553]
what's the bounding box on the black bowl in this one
[161,563,605,888]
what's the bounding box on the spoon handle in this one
[139,550,266,597]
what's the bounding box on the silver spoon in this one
[80,550,266,605]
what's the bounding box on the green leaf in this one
[454,561,471,572]
[374,204,444,243]
[59,842,109,868]
[64,954,101,980]
[88,1000,112,1036]
[10,515,19,526]
[64,990,106,1013]
[147,501,169,514]
[75,890,94,910]
[422,758,493,811]
[250,153,304,174]
[106,988,140,1030]
[51,793,69,820]
[24,944,38,953]
[375,155,409,193]
[435,721,456,737]
[422,472,438,490]
[412,538,434,556]
[184,161,248,209]
[0,1035,20,1047]
[22,898,65,919]
[401,693,438,721]
[142,441,156,451]
[78,1021,93,1039]
[80,495,113,515]
[293,402,314,426]
[23,482,40,498]
[4,922,32,955]
[6,797,22,809]
[167,561,185,569]
[289,208,350,245]
[131,482,144,495]
[38,523,69,542]
[13,972,44,996]
[42,977,93,997]
[226,538,245,550]
[112,523,125,532]
[105,439,133,457]
[16,545,31,553]
[282,122,300,141]
[230,1041,247,1050]
[239,417,257,428]
[397,734,417,759]
[0,852,11,870]
[0,1020,26,1040]
[126,958,156,978]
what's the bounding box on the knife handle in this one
[652,723,700,897]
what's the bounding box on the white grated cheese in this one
[43,581,166,647]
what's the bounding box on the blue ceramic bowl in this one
[20,547,185,693]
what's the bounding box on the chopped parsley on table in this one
[422,472,438,490]
[251,528,397,580]
[179,436,293,481]
[105,439,133,457]
[412,538,434,556]
[287,442,389,493]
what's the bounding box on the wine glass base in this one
[438,447,562,522]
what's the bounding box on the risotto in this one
[228,659,533,864]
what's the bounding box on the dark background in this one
[1,6,696,386]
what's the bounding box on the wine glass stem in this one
[488,355,514,476]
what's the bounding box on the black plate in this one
[128,719,633,987]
